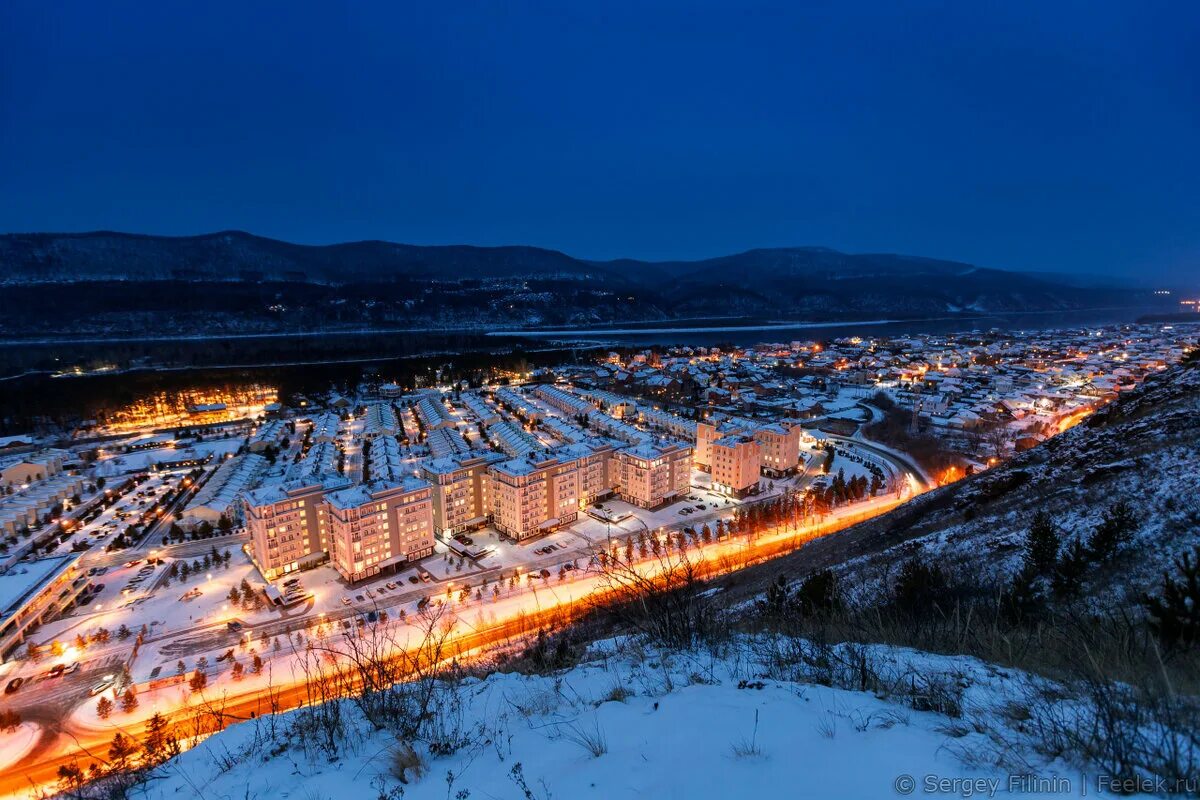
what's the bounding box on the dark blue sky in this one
[2,1,1197,282]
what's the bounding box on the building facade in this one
[243,478,347,581]
[616,441,693,509]
[711,435,761,497]
[421,453,501,535]
[326,479,434,583]
[0,554,89,661]
[753,423,803,476]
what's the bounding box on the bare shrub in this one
[561,716,608,757]
[388,740,427,784]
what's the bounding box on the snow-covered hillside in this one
[754,355,1200,605]
[119,638,1144,800]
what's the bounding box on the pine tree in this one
[1053,538,1089,598]
[189,669,207,692]
[893,557,949,615]
[1022,511,1060,578]
[120,687,139,713]
[1087,500,1137,563]
[1144,546,1200,651]
[108,732,137,769]
[796,569,842,615]
[96,696,114,719]
[142,712,178,764]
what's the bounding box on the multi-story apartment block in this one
[616,440,693,509]
[753,422,802,476]
[488,452,582,540]
[420,452,502,535]
[694,422,720,471]
[243,477,349,580]
[711,435,761,497]
[562,440,618,505]
[0,554,89,662]
[326,478,434,583]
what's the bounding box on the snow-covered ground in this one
[0,724,39,774]
[133,637,1142,800]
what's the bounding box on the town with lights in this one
[0,322,1194,795]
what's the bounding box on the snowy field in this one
[131,637,1142,800]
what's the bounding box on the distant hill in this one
[0,230,1157,336]
[0,230,612,284]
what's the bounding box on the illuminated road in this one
[0,478,920,799]
[0,433,931,799]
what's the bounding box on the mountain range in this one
[0,230,1162,336]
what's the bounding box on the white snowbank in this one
[138,639,1138,800]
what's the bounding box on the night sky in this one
[2,1,1197,282]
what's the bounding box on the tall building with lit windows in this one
[753,422,802,476]
[243,477,348,580]
[420,452,503,535]
[488,453,579,541]
[325,478,434,583]
[615,440,692,509]
[711,435,761,497]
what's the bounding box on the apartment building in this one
[562,440,618,505]
[0,448,70,488]
[753,422,802,476]
[243,476,349,580]
[325,478,434,583]
[488,453,582,541]
[0,554,89,661]
[362,402,400,438]
[616,440,693,509]
[420,452,502,535]
[415,395,456,431]
[711,435,761,497]
[694,422,721,471]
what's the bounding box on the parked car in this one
[385,582,397,590]
[64,662,80,675]
[341,596,351,606]
[5,677,24,694]
[47,664,66,678]
[226,620,243,631]
[408,576,419,584]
